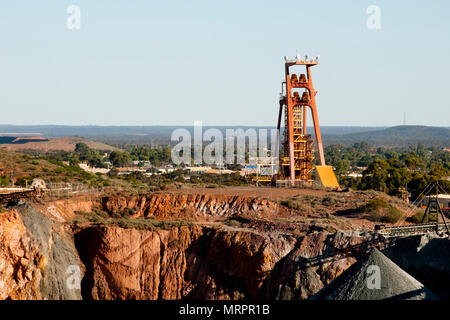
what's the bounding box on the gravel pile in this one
[310,248,437,300]
[16,202,83,300]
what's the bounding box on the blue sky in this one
[0,0,449,126]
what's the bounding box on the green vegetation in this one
[383,206,403,224]
[128,146,171,166]
[73,143,107,168]
[0,175,9,187]
[325,143,450,199]
[2,134,448,202]
[0,148,117,188]
[407,210,426,224]
[280,199,307,211]
[188,172,247,186]
[364,197,403,224]
[365,197,389,212]
[106,168,248,188]
[326,126,450,148]
[109,151,132,167]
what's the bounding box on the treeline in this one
[40,143,172,168]
[323,126,450,148]
[113,169,247,188]
[325,143,450,198]
[27,140,450,199]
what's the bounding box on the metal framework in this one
[277,55,325,186]
[420,183,450,235]
[251,157,278,186]
[376,222,450,238]
[399,186,409,203]
[0,188,42,204]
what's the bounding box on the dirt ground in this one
[163,185,333,200]
[154,185,429,231]
[37,185,426,234]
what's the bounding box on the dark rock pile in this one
[310,248,437,300]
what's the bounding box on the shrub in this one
[366,197,389,212]
[111,207,137,218]
[280,199,306,211]
[0,175,10,187]
[322,196,338,206]
[407,210,425,224]
[382,206,403,224]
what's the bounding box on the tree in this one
[429,164,449,179]
[386,167,410,194]
[334,160,350,177]
[404,156,424,170]
[74,143,91,161]
[360,159,390,192]
[68,155,80,166]
[74,143,107,168]
[109,151,132,167]
[87,151,107,168]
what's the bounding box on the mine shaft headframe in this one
[276,54,339,188]
[277,55,320,180]
[281,54,325,164]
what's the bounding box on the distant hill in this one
[0,137,119,152]
[323,126,450,147]
[0,136,49,144]
[0,125,386,146]
[0,125,447,147]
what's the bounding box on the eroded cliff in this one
[0,192,448,300]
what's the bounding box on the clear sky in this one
[0,0,449,127]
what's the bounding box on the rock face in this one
[100,194,284,219]
[0,209,42,299]
[0,203,83,300]
[74,224,380,300]
[75,225,203,299]
[75,225,297,300]
[17,203,83,300]
[265,231,367,299]
[383,234,450,298]
[0,194,448,300]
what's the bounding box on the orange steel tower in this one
[277,55,338,188]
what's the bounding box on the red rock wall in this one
[0,210,43,300]
[100,194,282,219]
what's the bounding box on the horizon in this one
[0,1,449,127]
[0,124,448,128]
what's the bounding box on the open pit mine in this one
[0,56,448,301]
[0,186,448,300]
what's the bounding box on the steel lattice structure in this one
[277,55,325,185]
